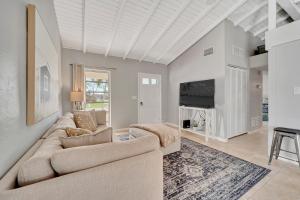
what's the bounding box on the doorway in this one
[226,66,248,138]
[138,73,162,123]
[84,69,111,126]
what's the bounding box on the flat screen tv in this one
[179,79,215,108]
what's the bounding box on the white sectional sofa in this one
[0,112,163,200]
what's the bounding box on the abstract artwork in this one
[27,4,59,125]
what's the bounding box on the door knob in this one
[140,101,143,106]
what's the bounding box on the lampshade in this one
[70,91,84,102]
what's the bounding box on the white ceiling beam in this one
[122,0,161,60]
[277,0,300,20]
[155,0,222,63]
[138,0,193,62]
[254,14,289,36]
[268,0,277,31]
[244,7,282,32]
[105,0,127,57]
[234,1,268,26]
[164,0,249,65]
[82,0,87,53]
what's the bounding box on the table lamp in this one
[70,91,84,110]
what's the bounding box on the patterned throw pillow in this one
[73,112,97,132]
[65,128,92,137]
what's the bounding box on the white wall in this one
[62,49,168,129]
[249,69,263,130]
[167,22,226,138]
[0,0,62,178]
[262,71,268,101]
[167,20,263,139]
[225,20,263,132]
[225,21,259,68]
[268,39,300,160]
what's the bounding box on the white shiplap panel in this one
[54,0,83,49]
[126,0,184,60]
[228,0,265,22]
[53,0,292,64]
[238,6,268,29]
[165,0,248,64]
[140,0,201,60]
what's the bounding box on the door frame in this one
[137,72,162,123]
[225,65,249,138]
[84,68,112,126]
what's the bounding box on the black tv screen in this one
[179,79,215,108]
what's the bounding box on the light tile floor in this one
[181,126,300,200]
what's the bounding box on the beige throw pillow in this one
[73,111,97,131]
[60,127,113,148]
[66,127,92,137]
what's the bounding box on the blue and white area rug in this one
[163,138,270,200]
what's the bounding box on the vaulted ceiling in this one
[54,0,293,65]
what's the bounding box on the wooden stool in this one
[268,127,300,167]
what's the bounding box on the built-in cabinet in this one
[249,53,268,69]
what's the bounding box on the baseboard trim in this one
[166,122,228,142]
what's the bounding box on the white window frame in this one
[84,68,111,126]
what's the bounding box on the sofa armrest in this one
[0,150,163,200]
[51,135,160,175]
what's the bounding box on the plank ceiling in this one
[54,0,292,65]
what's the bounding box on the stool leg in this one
[275,135,283,159]
[294,135,300,167]
[269,131,278,165]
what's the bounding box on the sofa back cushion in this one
[53,117,77,130]
[17,130,66,186]
[51,134,159,175]
[95,110,106,125]
[64,112,74,119]
[0,140,43,191]
[42,115,76,139]
[73,112,97,131]
[60,127,112,148]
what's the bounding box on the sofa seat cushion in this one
[51,134,159,175]
[17,130,64,186]
[60,127,112,148]
[95,125,108,132]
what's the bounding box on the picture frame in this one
[27,4,59,125]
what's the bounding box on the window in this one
[142,78,149,85]
[84,70,110,125]
[151,78,157,85]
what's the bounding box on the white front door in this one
[138,73,162,123]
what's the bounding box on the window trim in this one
[84,68,111,126]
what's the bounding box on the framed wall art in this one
[27,4,59,125]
